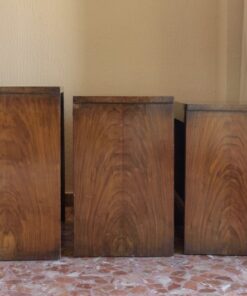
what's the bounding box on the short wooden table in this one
[74,97,174,257]
[0,87,62,260]
[176,103,247,255]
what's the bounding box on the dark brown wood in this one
[186,103,247,112]
[0,87,61,260]
[0,87,60,95]
[74,97,174,257]
[174,103,186,243]
[174,119,185,230]
[60,93,66,222]
[74,96,173,104]
[174,103,186,201]
[183,103,247,255]
[65,193,74,207]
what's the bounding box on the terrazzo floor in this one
[1,208,247,296]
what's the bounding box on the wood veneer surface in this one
[0,89,61,260]
[74,99,174,257]
[185,109,247,255]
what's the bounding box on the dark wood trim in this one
[0,87,61,95]
[186,103,247,112]
[74,96,174,104]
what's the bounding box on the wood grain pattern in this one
[74,99,174,257]
[0,88,61,260]
[185,110,247,255]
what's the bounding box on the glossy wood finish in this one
[0,87,61,260]
[181,103,247,255]
[74,97,174,257]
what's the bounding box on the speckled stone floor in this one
[1,208,247,296]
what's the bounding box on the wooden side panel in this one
[185,111,247,255]
[74,103,173,257]
[0,94,61,260]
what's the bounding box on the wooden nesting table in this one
[176,103,247,256]
[0,87,62,260]
[74,97,174,257]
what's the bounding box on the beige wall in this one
[218,0,243,102]
[241,1,247,101]
[0,0,243,191]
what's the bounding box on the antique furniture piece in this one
[175,103,247,255]
[74,96,174,257]
[0,87,62,260]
